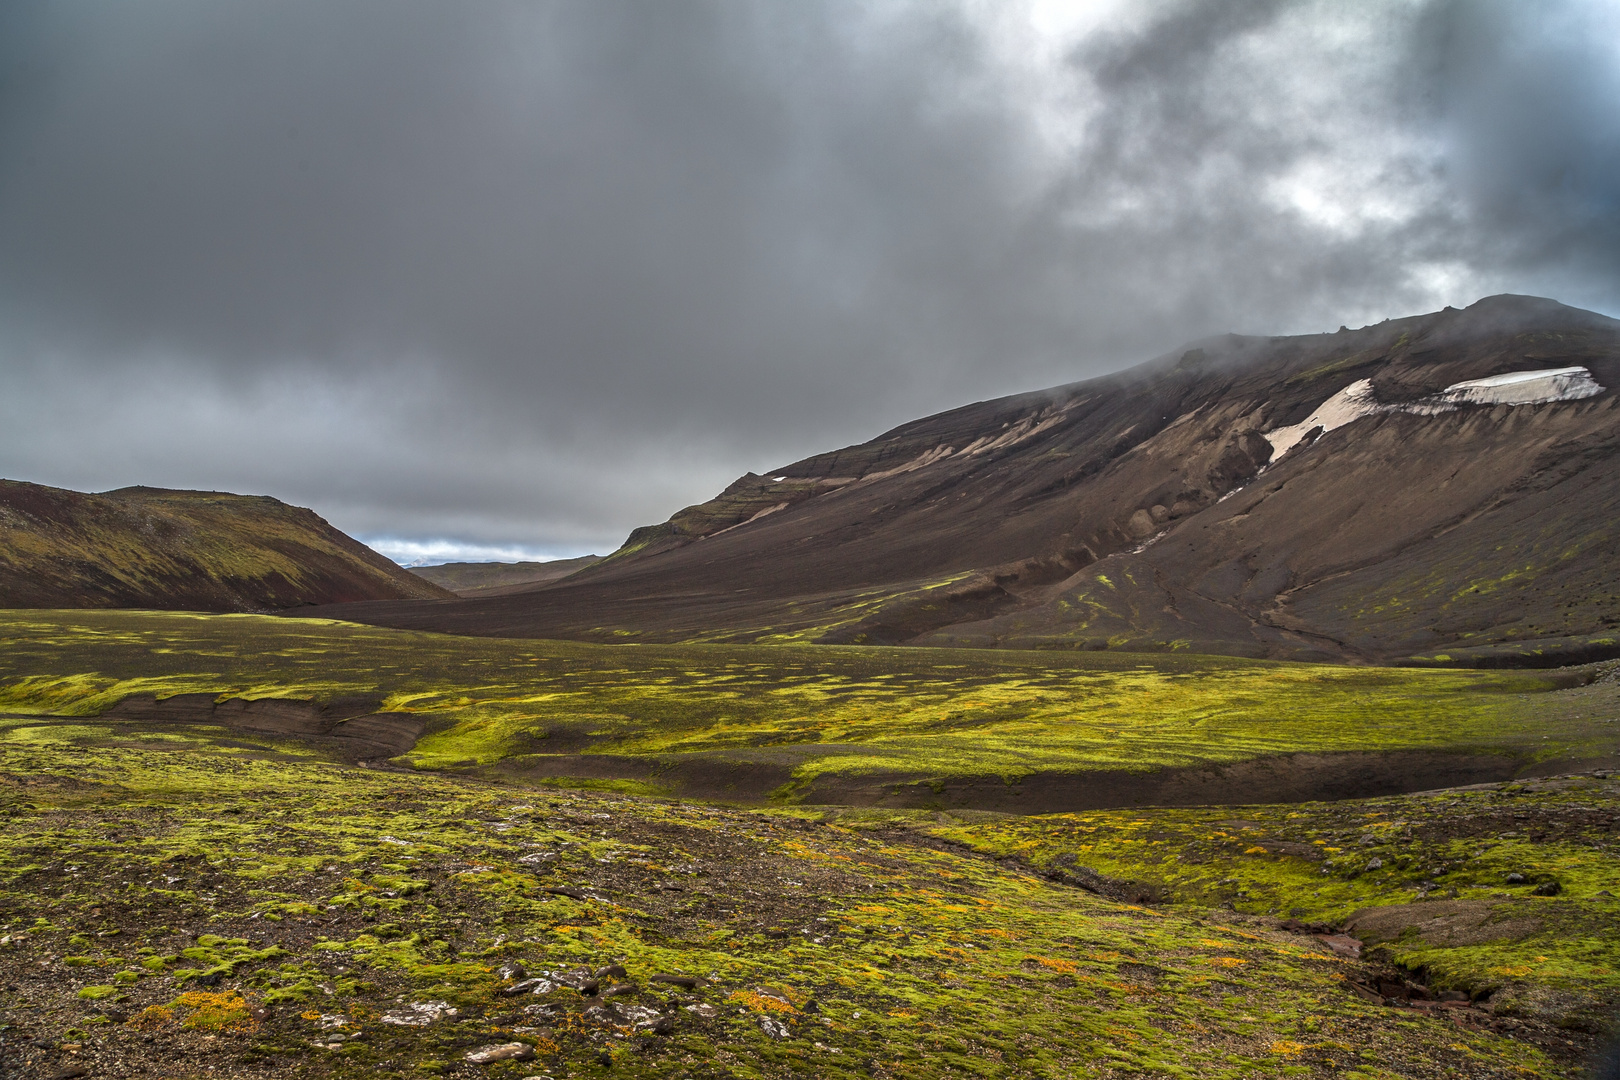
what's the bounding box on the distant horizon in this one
[362,541,600,569]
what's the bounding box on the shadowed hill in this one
[297,295,1620,665]
[408,555,601,597]
[0,481,454,611]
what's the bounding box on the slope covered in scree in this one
[299,295,1620,665]
[0,481,454,611]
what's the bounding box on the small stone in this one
[651,1016,675,1036]
[1317,933,1362,959]
[465,1043,535,1065]
[1532,880,1561,896]
[1364,857,1383,871]
[1505,871,1527,884]
[595,964,627,980]
[501,979,543,996]
[649,974,699,989]
[761,1016,790,1039]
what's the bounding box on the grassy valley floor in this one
[0,611,1616,807]
[2,610,1619,1077]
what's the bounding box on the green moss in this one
[0,735,1580,1078]
[916,773,1620,1029]
[1,610,1602,805]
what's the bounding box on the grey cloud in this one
[0,0,1616,555]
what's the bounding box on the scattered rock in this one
[1316,933,1363,959]
[761,1016,790,1039]
[542,887,589,900]
[1345,980,1382,1004]
[465,1043,535,1065]
[501,978,544,995]
[380,1000,459,1026]
[650,974,700,989]
[1532,880,1561,896]
[594,964,627,980]
[1505,872,1527,884]
[1365,857,1383,871]
[651,1015,675,1035]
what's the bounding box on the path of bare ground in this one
[99,695,425,765]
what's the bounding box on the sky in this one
[2,0,1618,564]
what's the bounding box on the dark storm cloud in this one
[0,0,1616,558]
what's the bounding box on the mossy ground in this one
[1,611,1612,801]
[2,611,1618,1077]
[0,739,1599,1079]
[898,772,1620,1032]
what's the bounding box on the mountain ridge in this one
[0,481,454,610]
[295,294,1620,665]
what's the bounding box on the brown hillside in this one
[408,556,602,597]
[295,295,1620,665]
[0,482,454,611]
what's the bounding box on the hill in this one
[408,555,602,597]
[0,481,454,610]
[298,294,1620,665]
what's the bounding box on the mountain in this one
[0,482,454,610]
[297,295,1620,665]
[408,555,602,597]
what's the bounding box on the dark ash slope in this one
[298,295,1620,664]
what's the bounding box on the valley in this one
[4,295,1620,1078]
[1,611,1619,1077]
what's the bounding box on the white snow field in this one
[1263,366,1605,462]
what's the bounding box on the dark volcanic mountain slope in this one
[301,295,1620,664]
[0,482,454,611]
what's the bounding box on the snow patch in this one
[1264,367,1604,463]
[1263,378,1381,460]
[1427,366,1602,408]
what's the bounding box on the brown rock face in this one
[0,482,454,611]
[294,294,1620,665]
